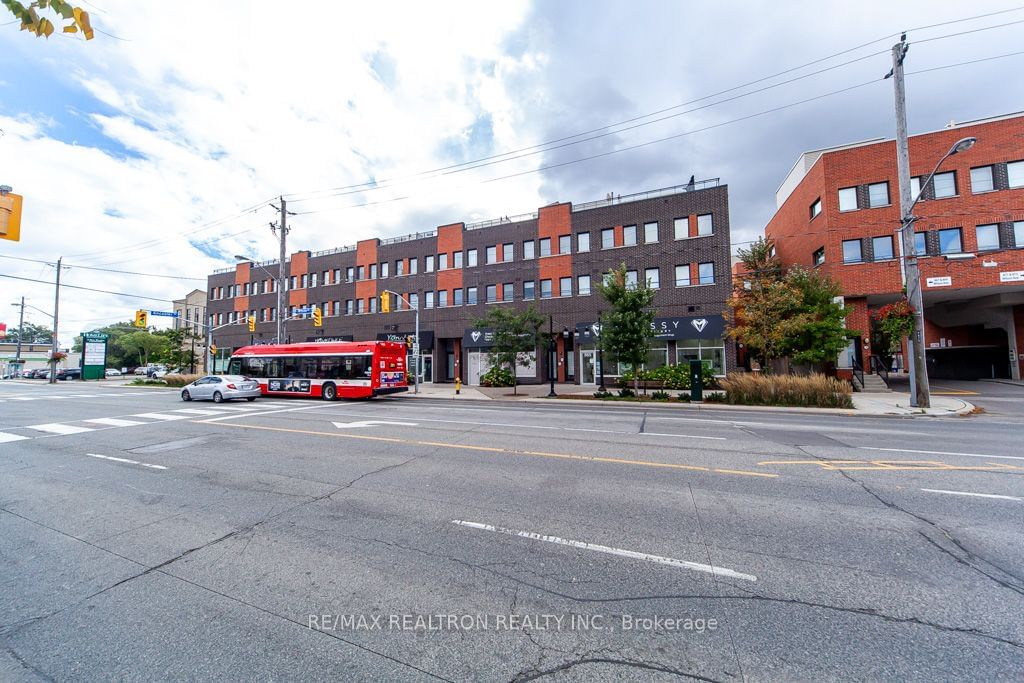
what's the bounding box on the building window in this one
[486,245,497,264]
[577,232,590,252]
[623,225,637,246]
[932,171,956,198]
[438,253,448,270]
[438,290,448,307]
[503,283,514,301]
[486,284,497,303]
[300,274,308,288]
[645,267,660,289]
[323,270,330,286]
[369,296,378,313]
[355,267,364,281]
[676,338,726,376]
[503,243,513,261]
[345,300,353,315]
[539,238,551,257]
[425,255,434,273]
[675,264,691,287]
[409,258,418,275]
[601,228,614,249]
[842,239,862,263]
[698,262,715,285]
[392,260,402,277]
[868,181,889,208]
[453,251,463,268]
[813,247,825,266]
[467,249,477,267]
[1015,221,1024,248]
[243,282,250,296]
[559,234,571,254]
[467,287,478,304]
[453,289,463,306]
[408,293,418,310]
[625,270,638,288]
[333,269,341,283]
[697,214,713,236]
[380,262,389,278]
[577,274,591,295]
[810,198,822,219]
[914,232,937,258]
[976,224,1000,251]
[367,265,375,280]
[523,240,535,260]
[425,291,434,308]
[540,279,552,298]
[346,267,354,282]
[971,166,994,193]
[559,277,572,297]
[523,281,535,300]
[356,299,365,314]
[644,222,658,243]
[674,217,688,239]
[1008,161,1024,188]
[872,235,894,260]
[938,227,962,254]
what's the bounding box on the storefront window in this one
[675,338,726,375]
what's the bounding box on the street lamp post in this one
[596,311,606,393]
[547,315,557,397]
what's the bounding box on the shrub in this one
[702,391,727,403]
[164,373,201,388]
[618,362,718,390]
[479,366,514,387]
[129,378,167,386]
[717,373,853,409]
[651,390,670,401]
[617,387,635,398]
[593,390,612,399]
[677,393,691,402]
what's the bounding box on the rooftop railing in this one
[572,179,720,212]
[465,211,539,231]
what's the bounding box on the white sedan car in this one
[181,375,261,403]
[105,368,122,377]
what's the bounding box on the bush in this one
[651,390,670,401]
[164,374,201,388]
[617,387,635,398]
[717,373,853,409]
[129,378,167,386]
[677,393,691,402]
[619,362,718,390]
[593,390,612,398]
[479,366,514,387]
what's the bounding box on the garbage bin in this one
[689,359,703,402]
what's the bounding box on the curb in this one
[980,378,1024,389]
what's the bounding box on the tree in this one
[782,266,850,367]
[72,321,138,369]
[3,0,93,39]
[473,305,544,395]
[597,263,656,396]
[153,327,199,371]
[4,322,53,345]
[117,330,168,367]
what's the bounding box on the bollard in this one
[455,376,461,396]
[689,360,703,402]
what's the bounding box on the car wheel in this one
[322,383,337,401]
[213,391,223,403]
[246,397,256,402]
[182,390,191,401]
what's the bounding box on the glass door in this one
[580,349,597,385]
[420,355,433,383]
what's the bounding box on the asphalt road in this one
[1,380,1022,680]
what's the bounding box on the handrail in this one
[851,359,865,391]
[869,355,890,385]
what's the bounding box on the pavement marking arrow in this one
[332,420,418,429]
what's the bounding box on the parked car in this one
[181,375,260,403]
[56,368,82,381]
[134,367,148,375]
[36,369,50,380]
[22,369,38,379]
[105,368,122,377]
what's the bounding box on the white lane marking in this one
[332,420,418,429]
[86,453,167,470]
[132,412,191,421]
[0,432,29,443]
[198,404,325,423]
[172,408,221,415]
[861,446,1024,462]
[10,397,36,401]
[452,520,757,583]
[320,410,726,440]
[83,417,145,427]
[27,423,94,435]
[921,488,1022,502]
[209,405,261,411]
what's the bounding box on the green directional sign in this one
[81,331,109,380]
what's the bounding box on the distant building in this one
[172,289,207,373]
[765,112,1024,381]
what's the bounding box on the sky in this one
[2,0,1023,347]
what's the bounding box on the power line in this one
[0,254,206,281]
[0,272,175,303]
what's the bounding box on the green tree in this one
[117,330,168,367]
[5,322,53,345]
[597,263,656,396]
[72,321,138,369]
[473,305,544,396]
[2,0,93,39]
[782,267,850,367]
[153,327,199,372]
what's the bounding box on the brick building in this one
[172,289,207,373]
[765,112,1024,381]
[205,181,734,385]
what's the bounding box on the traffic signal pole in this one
[49,257,62,384]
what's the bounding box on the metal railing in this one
[465,212,538,231]
[869,355,890,386]
[851,359,865,391]
[313,245,356,257]
[571,179,720,212]
[380,230,436,245]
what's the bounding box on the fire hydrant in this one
[455,377,462,395]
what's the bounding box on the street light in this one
[547,315,557,397]
[596,311,606,393]
[897,135,977,408]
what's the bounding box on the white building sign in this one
[999,270,1024,283]
[925,276,952,287]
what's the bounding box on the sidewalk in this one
[397,383,975,417]
[981,378,1024,388]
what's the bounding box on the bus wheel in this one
[322,383,337,401]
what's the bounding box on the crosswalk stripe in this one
[83,418,145,427]
[132,412,191,421]
[27,423,94,435]
[173,408,221,415]
[0,432,29,443]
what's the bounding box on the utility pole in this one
[271,196,290,345]
[890,37,930,408]
[49,256,62,384]
[14,296,24,369]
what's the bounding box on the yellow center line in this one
[200,421,777,479]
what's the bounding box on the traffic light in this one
[380,291,391,313]
[134,310,148,328]
[0,191,23,242]
[210,343,218,356]
[247,315,256,332]
[312,306,323,328]
[406,335,415,350]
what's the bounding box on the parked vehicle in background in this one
[36,369,50,380]
[105,368,122,377]
[133,367,148,375]
[56,368,82,381]
[22,369,38,379]
[180,375,261,403]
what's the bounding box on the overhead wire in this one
[0,272,175,302]
[0,253,206,281]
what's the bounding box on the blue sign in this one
[149,310,179,318]
[293,307,311,315]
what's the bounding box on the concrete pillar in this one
[1005,307,1021,380]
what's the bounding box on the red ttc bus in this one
[227,341,408,400]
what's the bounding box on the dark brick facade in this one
[206,181,734,384]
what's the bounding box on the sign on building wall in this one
[575,315,725,343]
[999,270,1024,283]
[925,276,952,287]
[463,328,496,348]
